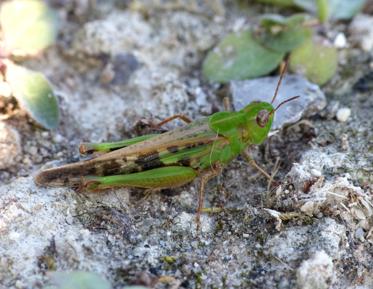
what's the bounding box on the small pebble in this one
[310,169,322,177]
[349,14,373,52]
[15,280,25,289]
[336,107,351,122]
[355,227,365,240]
[334,33,347,48]
[0,81,12,98]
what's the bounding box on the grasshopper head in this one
[241,95,300,145]
[241,102,274,145]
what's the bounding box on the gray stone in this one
[230,75,327,130]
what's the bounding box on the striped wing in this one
[35,118,226,186]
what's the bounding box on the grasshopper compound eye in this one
[256,110,270,127]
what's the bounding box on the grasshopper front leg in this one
[241,149,272,180]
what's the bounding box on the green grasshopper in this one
[35,65,299,225]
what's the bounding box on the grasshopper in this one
[35,64,299,225]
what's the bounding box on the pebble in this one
[355,227,365,240]
[0,81,12,98]
[336,107,351,122]
[349,14,373,52]
[310,169,322,177]
[0,122,22,169]
[334,33,347,48]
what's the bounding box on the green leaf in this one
[0,0,58,56]
[289,38,338,85]
[294,0,317,13]
[255,14,312,53]
[259,13,307,28]
[48,271,112,289]
[5,61,59,129]
[294,0,366,20]
[316,0,329,22]
[327,0,366,20]
[203,30,284,83]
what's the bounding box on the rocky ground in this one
[0,1,372,288]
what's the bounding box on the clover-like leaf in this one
[0,0,58,56]
[48,271,112,289]
[289,38,338,85]
[203,30,284,83]
[255,14,312,53]
[5,61,59,129]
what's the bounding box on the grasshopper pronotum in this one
[35,63,299,226]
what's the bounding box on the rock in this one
[296,251,334,289]
[336,107,351,122]
[173,212,213,234]
[0,122,22,169]
[0,177,128,287]
[264,218,346,263]
[230,75,326,130]
[63,10,219,139]
[349,14,373,52]
[287,149,348,192]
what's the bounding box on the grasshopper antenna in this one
[274,95,300,112]
[267,95,300,120]
[271,60,288,104]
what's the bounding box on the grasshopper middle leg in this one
[79,134,158,155]
[196,164,223,229]
[155,114,192,128]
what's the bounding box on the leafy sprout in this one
[0,0,59,130]
[202,0,357,85]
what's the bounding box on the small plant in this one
[203,0,366,85]
[0,0,59,130]
[256,0,366,22]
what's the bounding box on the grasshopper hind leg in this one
[81,166,198,191]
